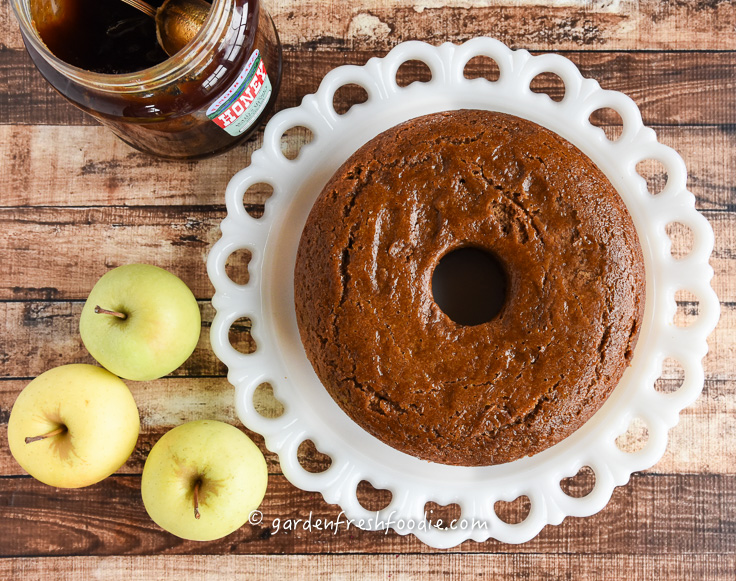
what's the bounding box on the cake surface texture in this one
[294,109,645,466]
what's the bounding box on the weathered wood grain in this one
[0,207,221,300]
[2,554,735,581]
[4,204,732,301]
[1,376,733,477]
[0,206,731,381]
[269,0,736,51]
[0,291,730,381]
[0,300,257,377]
[0,377,274,475]
[1,0,734,573]
[0,473,734,556]
[4,49,736,127]
[5,0,733,52]
[1,124,733,209]
[0,125,259,206]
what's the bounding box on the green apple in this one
[141,420,268,541]
[7,364,140,488]
[79,264,201,381]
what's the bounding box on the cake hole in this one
[636,159,669,196]
[424,501,462,530]
[665,222,695,259]
[655,357,686,394]
[225,248,252,286]
[228,316,256,355]
[396,59,433,87]
[432,247,507,326]
[615,417,649,453]
[530,72,566,102]
[243,182,274,219]
[675,289,699,327]
[560,466,596,498]
[494,495,531,525]
[280,126,314,160]
[297,439,332,474]
[253,382,285,418]
[588,107,624,141]
[333,83,369,115]
[357,480,393,512]
[463,55,500,82]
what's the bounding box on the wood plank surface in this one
[1,472,734,556]
[2,554,735,581]
[1,0,734,577]
[0,279,731,379]
[3,0,736,52]
[1,125,735,208]
[268,0,736,51]
[0,376,733,476]
[4,51,736,127]
[0,206,732,303]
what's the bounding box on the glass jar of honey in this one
[11,0,282,159]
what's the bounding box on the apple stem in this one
[94,305,127,320]
[194,479,201,520]
[25,426,67,444]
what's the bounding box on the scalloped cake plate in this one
[206,38,720,548]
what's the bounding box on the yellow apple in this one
[141,420,268,541]
[7,364,140,488]
[79,263,201,381]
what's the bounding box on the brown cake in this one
[294,109,645,466]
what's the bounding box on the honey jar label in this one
[207,50,272,136]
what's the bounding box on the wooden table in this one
[1,0,734,578]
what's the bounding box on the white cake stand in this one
[207,38,720,548]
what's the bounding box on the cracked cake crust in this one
[294,109,645,466]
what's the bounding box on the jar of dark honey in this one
[11,0,282,159]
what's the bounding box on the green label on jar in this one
[207,50,272,136]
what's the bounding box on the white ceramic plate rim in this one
[207,38,720,548]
